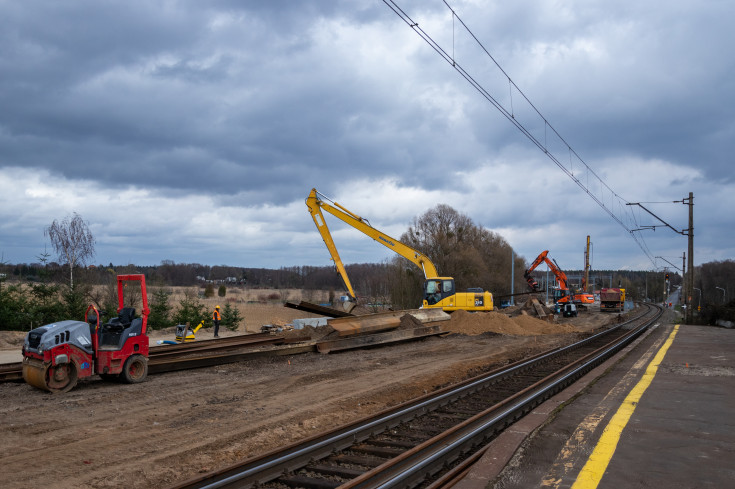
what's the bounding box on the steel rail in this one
[344,304,663,488]
[171,304,662,489]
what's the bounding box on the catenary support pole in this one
[510,249,515,306]
[686,192,694,324]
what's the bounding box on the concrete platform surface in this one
[457,322,735,489]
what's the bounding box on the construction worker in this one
[212,305,221,337]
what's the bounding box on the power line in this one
[382,0,658,265]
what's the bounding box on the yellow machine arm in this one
[306,188,439,300]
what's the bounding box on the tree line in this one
[2,207,734,330]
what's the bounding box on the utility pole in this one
[627,192,694,322]
[686,192,694,324]
[584,235,591,293]
[682,252,686,305]
[510,249,515,306]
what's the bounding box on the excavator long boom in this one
[524,250,594,305]
[524,250,569,291]
[306,189,439,301]
[306,188,492,312]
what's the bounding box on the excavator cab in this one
[553,289,571,303]
[424,279,455,305]
[423,278,492,311]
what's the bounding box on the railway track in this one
[172,303,663,489]
[0,332,309,382]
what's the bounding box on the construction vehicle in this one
[600,287,625,312]
[306,188,493,312]
[175,321,204,342]
[524,250,595,305]
[22,274,150,393]
[562,302,578,318]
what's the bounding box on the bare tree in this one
[45,212,96,288]
[395,204,527,302]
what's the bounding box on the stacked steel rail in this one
[172,303,662,489]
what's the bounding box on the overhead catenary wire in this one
[381,0,660,265]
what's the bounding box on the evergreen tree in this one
[148,289,174,330]
[220,303,243,332]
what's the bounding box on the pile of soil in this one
[442,310,577,336]
[398,314,425,329]
[351,304,378,315]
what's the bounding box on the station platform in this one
[455,317,735,489]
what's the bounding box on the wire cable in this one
[382,0,660,265]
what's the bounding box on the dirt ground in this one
[0,302,620,489]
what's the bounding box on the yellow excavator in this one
[306,188,493,313]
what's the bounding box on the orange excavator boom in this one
[524,250,569,292]
[523,250,597,305]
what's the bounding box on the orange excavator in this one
[524,250,595,305]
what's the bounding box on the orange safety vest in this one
[213,309,221,321]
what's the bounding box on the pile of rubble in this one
[502,295,555,322]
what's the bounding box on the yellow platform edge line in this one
[571,324,680,489]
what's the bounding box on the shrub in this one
[218,285,226,297]
[220,303,243,332]
[204,283,215,298]
[29,283,65,328]
[0,282,31,330]
[173,292,207,327]
[148,289,174,330]
[62,284,90,321]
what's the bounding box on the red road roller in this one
[22,274,150,393]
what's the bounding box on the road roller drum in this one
[22,358,79,393]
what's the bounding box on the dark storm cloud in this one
[1,1,734,268]
[0,0,457,203]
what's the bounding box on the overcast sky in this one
[1,0,733,276]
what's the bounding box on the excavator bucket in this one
[339,299,357,314]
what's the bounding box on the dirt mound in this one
[398,314,425,329]
[442,310,576,336]
[351,305,377,315]
[0,331,26,349]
